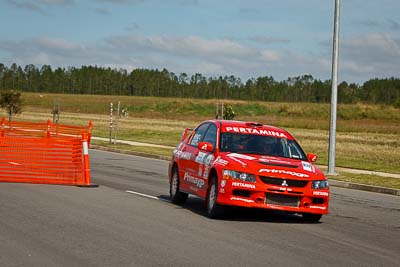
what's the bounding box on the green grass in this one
[327,173,400,189]
[18,92,400,134]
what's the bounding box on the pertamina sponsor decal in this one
[231,181,256,189]
[225,127,287,138]
[230,197,254,203]
[313,191,329,197]
[259,168,309,178]
[309,206,326,210]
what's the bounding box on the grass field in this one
[1,92,399,188]
[19,92,400,133]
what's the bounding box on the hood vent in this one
[258,162,298,168]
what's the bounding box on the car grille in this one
[265,194,300,207]
[259,176,308,187]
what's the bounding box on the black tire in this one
[206,177,224,219]
[170,166,188,205]
[302,213,322,223]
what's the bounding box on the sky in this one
[0,0,399,84]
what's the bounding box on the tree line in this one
[0,63,399,106]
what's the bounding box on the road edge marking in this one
[125,190,170,202]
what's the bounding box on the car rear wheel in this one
[302,213,322,223]
[206,177,224,218]
[170,167,188,205]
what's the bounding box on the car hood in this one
[215,152,325,180]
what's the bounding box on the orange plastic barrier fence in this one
[0,117,96,187]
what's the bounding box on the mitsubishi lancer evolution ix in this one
[168,120,329,222]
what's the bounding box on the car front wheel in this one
[170,167,188,205]
[206,177,224,218]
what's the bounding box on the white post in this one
[221,103,224,120]
[328,0,341,175]
[114,101,120,144]
[109,102,113,144]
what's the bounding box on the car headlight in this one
[223,170,256,183]
[311,180,329,189]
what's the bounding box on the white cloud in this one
[6,0,43,13]
[0,37,95,66]
[94,0,143,4]
[339,33,400,80]
[260,50,280,62]
[31,52,51,65]
[341,61,375,74]
[248,36,291,45]
[105,35,259,60]
[1,32,398,83]
[34,37,82,51]
[38,0,73,5]
[94,7,111,15]
[6,0,74,14]
[388,19,400,31]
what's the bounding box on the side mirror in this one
[181,128,195,142]
[307,153,318,162]
[198,142,213,152]
[181,128,189,141]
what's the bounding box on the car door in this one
[179,123,211,196]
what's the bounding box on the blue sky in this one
[0,0,399,84]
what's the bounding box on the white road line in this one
[125,190,170,202]
[97,149,169,163]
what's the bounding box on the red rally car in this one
[168,120,329,222]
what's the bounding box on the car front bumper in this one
[217,180,329,214]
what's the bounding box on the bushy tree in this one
[0,62,399,105]
[223,105,235,120]
[0,90,23,121]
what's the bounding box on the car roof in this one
[204,120,295,140]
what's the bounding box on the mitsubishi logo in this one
[281,180,288,187]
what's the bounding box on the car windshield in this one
[219,132,307,160]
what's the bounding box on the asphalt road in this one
[0,149,399,266]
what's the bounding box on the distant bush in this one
[223,105,235,120]
[235,103,268,116]
[0,90,23,121]
[394,98,400,109]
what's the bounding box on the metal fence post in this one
[109,102,113,144]
[47,118,51,138]
[1,117,4,138]
[88,120,93,148]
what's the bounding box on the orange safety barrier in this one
[0,117,97,187]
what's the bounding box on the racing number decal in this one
[196,153,214,179]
